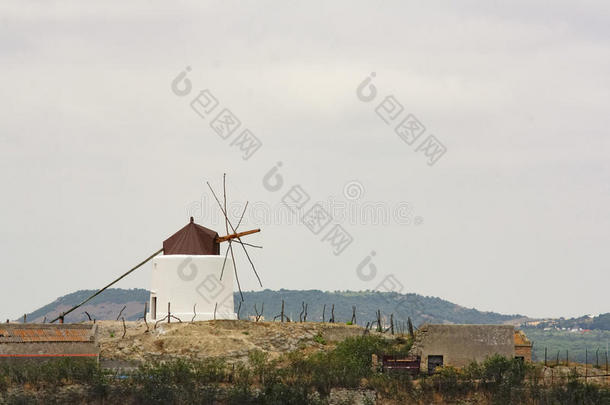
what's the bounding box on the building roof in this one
[163,217,220,255]
[514,329,532,347]
[0,324,96,343]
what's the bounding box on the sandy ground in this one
[96,319,365,366]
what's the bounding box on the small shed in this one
[0,324,99,361]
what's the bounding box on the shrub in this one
[313,333,326,345]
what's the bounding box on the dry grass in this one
[96,319,366,364]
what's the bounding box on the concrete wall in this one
[147,255,237,322]
[409,324,515,370]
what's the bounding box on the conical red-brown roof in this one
[163,217,220,255]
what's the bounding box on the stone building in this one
[409,324,531,373]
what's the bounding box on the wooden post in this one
[351,306,357,325]
[116,305,127,321]
[121,318,127,339]
[596,348,599,368]
[556,350,560,366]
[408,317,414,338]
[322,304,326,323]
[23,314,26,323]
[544,347,547,366]
[606,349,608,382]
[254,303,263,322]
[281,300,285,323]
[390,314,394,335]
[330,304,335,323]
[168,302,171,324]
[585,348,588,383]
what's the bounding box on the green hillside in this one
[23,288,525,326]
[236,289,525,327]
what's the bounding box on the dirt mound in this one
[97,320,365,366]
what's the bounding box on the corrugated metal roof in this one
[0,325,95,343]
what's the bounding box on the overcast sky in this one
[1,1,608,321]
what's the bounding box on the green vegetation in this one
[312,333,326,345]
[523,327,610,364]
[1,336,608,404]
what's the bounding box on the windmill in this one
[49,174,262,323]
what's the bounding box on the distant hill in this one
[23,288,150,323]
[22,288,529,326]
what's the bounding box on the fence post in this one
[596,348,599,368]
[544,347,547,366]
[606,349,608,382]
[585,348,588,383]
[556,350,560,366]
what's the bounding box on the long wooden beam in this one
[216,228,260,243]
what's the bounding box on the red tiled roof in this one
[0,325,95,343]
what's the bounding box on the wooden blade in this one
[235,201,249,231]
[207,181,263,287]
[220,240,231,280]
[216,228,261,242]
